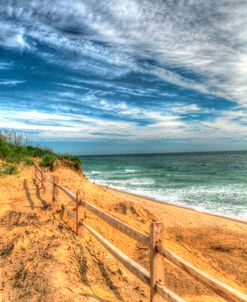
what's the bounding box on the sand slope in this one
[0,163,246,301]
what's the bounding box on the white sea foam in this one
[125,169,137,173]
[83,151,247,223]
[86,176,247,221]
[127,188,247,221]
[110,178,154,186]
[89,171,102,175]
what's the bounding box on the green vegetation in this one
[39,154,56,169]
[0,130,81,172]
[1,164,18,175]
[22,157,34,166]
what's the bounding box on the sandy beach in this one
[0,163,246,301]
[2,1,247,300]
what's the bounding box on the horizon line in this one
[75,149,247,157]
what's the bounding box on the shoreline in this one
[92,181,247,225]
[82,171,247,296]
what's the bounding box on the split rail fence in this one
[34,161,247,302]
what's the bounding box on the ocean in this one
[80,151,247,221]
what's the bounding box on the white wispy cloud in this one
[0,80,25,86]
[1,0,247,103]
[0,104,246,143]
[0,0,247,145]
[0,62,13,70]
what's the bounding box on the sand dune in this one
[0,163,246,301]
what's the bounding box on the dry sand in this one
[0,162,246,302]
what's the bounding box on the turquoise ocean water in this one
[80,151,247,221]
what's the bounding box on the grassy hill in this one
[0,131,81,174]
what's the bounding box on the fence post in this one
[76,190,85,236]
[34,161,36,180]
[150,221,165,302]
[34,159,38,181]
[52,176,59,202]
[41,167,45,190]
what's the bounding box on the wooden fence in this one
[34,161,247,302]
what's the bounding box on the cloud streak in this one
[0,80,25,86]
[0,0,247,151]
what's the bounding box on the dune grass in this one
[0,131,81,172]
[0,163,18,175]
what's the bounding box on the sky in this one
[0,0,247,155]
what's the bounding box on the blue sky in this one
[0,0,247,155]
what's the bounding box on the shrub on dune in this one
[0,129,81,173]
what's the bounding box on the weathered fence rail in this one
[62,204,76,219]
[55,181,150,245]
[83,221,151,285]
[34,161,247,302]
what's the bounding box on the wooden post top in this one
[150,221,165,302]
[76,189,85,203]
